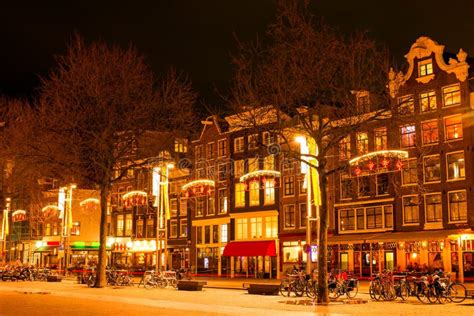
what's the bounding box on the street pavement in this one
[0,278,472,316]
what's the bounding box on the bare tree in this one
[4,35,197,287]
[228,1,390,303]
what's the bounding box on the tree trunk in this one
[317,172,329,304]
[95,185,109,288]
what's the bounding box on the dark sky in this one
[1,0,474,108]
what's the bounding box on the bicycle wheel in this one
[369,282,381,301]
[416,283,430,304]
[294,281,305,297]
[144,280,154,289]
[447,282,467,303]
[279,279,290,297]
[169,278,178,288]
[328,283,341,299]
[398,282,409,301]
[306,282,317,299]
[87,275,96,288]
[346,280,358,299]
[158,279,167,288]
[427,286,438,304]
[383,284,396,301]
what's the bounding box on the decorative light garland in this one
[41,205,60,218]
[239,170,281,183]
[79,198,100,206]
[349,150,408,165]
[122,190,147,200]
[12,210,27,222]
[182,179,215,191]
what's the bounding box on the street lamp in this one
[154,162,174,272]
[1,197,11,264]
[59,184,76,274]
[295,136,317,275]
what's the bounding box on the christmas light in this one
[349,150,408,165]
[79,198,100,206]
[182,179,215,191]
[239,170,281,183]
[122,190,147,200]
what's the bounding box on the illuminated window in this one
[299,179,307,194]
[233,160,244,178]
[423,155,441,183]
[425,193,442,223]
[265,216,278,238]
[443,84,461,107]
[444,116,463,140]
[180,220,187,237]
[284,205,296,228]
[235,183,245,208]
[447,151,465,180]
[356,132,369,155]
[249,180,260,206]
[300,203,307,227]
[264,155,275,170]
[418,59,433,77]
[384,206,393,228]
[217,139,227,157]
[339,135,351,160]
[136,217,144,238]
[247,157,259,173]
[70,222,80,236]
[236,218,248,239]
[374,127,387,151]
[125,214,133,236]
[448,191,467,222]
[284,176,295,196]
[403,195,419,224]
[146,217,154,238]
[420,91,436,112]
[174,139,188,153]
[116,215,124,236]
[263,132,276,146]
[248,134,258,150]
[179,199,187,216]
[282,241,300,263]
[234,137,244,153]
[196,197,205,216]
[207,197,215,215]
[250,217,263,238]
[398,95,414,115]
[400,125,416,147]
[170,220,178,237]
[402,158,417,185]
[421,120,439,145]
[220,224,228,242]
[218,188,227,213]
[170,198,178,217]
[264,180,275,205]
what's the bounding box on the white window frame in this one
[234,137,244,153]
[446,150,466,181]
[448,190,467,224]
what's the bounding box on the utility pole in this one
[1,197,11,264]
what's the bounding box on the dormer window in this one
[418,59,433,77]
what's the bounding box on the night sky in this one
[1,0,474,108]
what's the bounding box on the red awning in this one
[223,240,277,257]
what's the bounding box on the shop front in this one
[223,240,278,279]
[33,241,60,268]
[69,241,111,269]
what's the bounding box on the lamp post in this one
[1,197,11,264]
[154,163,174,272]
[296,136,315,275]
[59,184,76,274]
